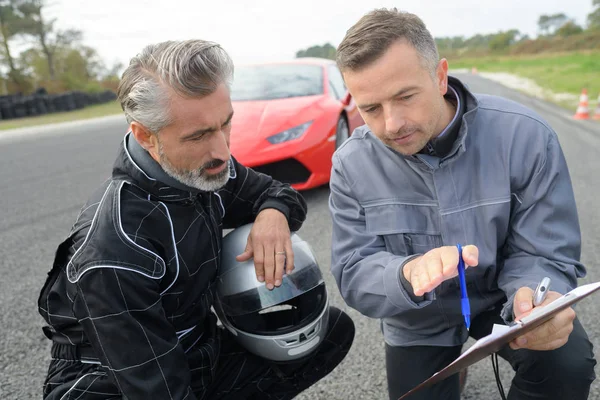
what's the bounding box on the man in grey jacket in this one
[329,8,596,400]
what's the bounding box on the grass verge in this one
[449,51,600,111]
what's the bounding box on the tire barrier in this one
[0,89,117,120]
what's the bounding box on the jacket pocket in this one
[38,237,73,323]
[364,203,442,256]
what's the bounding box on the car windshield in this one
[230,64,323,101]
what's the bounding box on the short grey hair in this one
[336,8,439,76]
[117,39,234,133]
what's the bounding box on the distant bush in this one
[509,30,600,54]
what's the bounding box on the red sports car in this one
[229,58,364,191]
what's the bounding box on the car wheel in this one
[335,116,349,150]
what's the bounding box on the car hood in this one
[230,95,323,148]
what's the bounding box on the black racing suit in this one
[38,133,354,399]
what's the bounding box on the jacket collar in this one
[444,75,479,159]
[411,75,480,169]
[112,132,200,202]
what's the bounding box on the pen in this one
[456,244,471,330]
[533,277,551,307]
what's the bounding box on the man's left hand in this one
[236,209,293,290]
[510,287,576,351]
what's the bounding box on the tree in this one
[105,61,124,79]
[0,0,29,91]
[556,20,584,36]
[98,60,124,92]
[20,42,108,92]
[435,36,466,51]
[464,33,494,49]
[18,0,83,80]
[537,15,550,35]
[296,43,336,60]
[537,13,568,35]
[588,0,600,30]
[488,30,521,51]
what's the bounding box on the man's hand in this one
[403,245,479,296]
[510,288,575,351]
[236,209,293,290]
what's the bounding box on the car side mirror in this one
[341,92,352,106]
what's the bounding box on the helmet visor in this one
[217,246,323,317]
[229,283,327,336]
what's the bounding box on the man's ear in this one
[436,58,449,96]
[130,122,160,162]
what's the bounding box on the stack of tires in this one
[0,89,117,121]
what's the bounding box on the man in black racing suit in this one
[38,39,355,400]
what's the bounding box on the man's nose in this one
[209,129,230,161]
[384,107,406,136]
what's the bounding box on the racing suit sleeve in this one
[217,156,307,231]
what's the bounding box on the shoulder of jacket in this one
[474,94,555,135]
[333,125,382,164]
[66,179,168,284]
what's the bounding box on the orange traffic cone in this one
[471,67,478,74]
[573,89,590,120]
[593,93,600,120]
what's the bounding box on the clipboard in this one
[398,281,600,400]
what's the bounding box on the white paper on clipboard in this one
[398,281,600,400]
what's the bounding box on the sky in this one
[41,0,595,69]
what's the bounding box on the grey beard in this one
[162,160,230,192]
[158,146,230,192]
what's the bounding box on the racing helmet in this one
[214,223,329,362]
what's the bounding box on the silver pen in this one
[533,277,552,307]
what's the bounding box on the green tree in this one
[588,0,600,30]
[538,15,551,35]
[296,43,336,60]
[21,43,107,92]
[98,60,123,92]
[538,13,568,35]
[0,0,30,91]
[556,20,584,36]
[18,0,83,80]
[488,30,521,51]
[464,33,494,49]
[436,36,466,51]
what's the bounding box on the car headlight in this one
[267,121,312,144]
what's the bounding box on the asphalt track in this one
[1,73,599,399]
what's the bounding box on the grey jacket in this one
[328,77,586,347]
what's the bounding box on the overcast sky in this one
[42,0,594,68]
